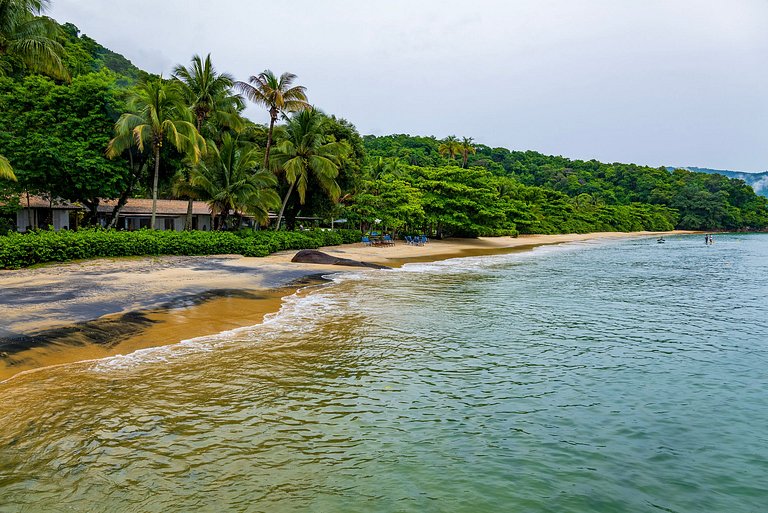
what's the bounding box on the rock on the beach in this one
[291,250,390,269]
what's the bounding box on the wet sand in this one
[0,231,688,380]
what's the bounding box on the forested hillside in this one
[361,135,768,234]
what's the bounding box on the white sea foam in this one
[89,277,349,373]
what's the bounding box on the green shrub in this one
[0,228,364,270]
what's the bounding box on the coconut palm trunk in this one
[151,145,161,229]
[264,109,278,169]
[275,181,295,231]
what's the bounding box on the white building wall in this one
[53,210,69,230]
[16,209,34,232]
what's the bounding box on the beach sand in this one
[0,231,687,380]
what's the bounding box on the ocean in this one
[1,233,767,512]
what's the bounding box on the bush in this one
[0,228,363,270]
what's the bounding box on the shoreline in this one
[0,231,692,381]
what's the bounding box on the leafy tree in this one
[0,0,68,182]
[190,133,279,229]
[269,108,348,230]
[0,72,133,223]
[410,165,514,237]
[107,77,204,228]
[235,70,309,168]
[348,176,424,234]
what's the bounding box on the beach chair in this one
[420,235,428,245]
[382,234,395,246]
[362,236,372,246]
[404,235,413,245]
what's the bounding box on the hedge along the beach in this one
[0,229,363,270]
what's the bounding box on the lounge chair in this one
[382,234,395,246]
[362,236,372,246]
[420,235,428,245]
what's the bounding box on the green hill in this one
[58,22,145,85]
[668,167,768,198]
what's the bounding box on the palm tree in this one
[438,135,462,162]
[106,78,204,229]
[460,137,476,168]
[235,70,310,168]
[1,0,68,182]
[190,133,279,229]
[0,155,16,181]
[270,109,348,230]
[173,54,244,228]
[0,0,67,79]
[368,156,404,180]
[172,54,243,136]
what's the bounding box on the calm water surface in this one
[1,234,767,512]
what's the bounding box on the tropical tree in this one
[0,155,15,181]
[235,70,310,168]
[438,135,462,162]
[172,53,244,228]
[368,156,404,180]
[172,53,244,136]
[269,108,348,230]
[0,0,68,182]
[460,136,476,168]
[0,0,67,79]
[107,78,204,229]
[190,133,279,229]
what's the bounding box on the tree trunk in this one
[108,153,143,229]
[26,191,32,230]
[185,197,194,230]
[151,145,160,230]
[264,110,277,169]
[107,190,133,229]
[274,181,295,231]
[77,198,98,226]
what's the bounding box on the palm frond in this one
[0,154,17,181]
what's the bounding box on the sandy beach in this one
[0,231,687,380]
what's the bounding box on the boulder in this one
[291,250,390,269]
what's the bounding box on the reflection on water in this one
[1,234,768,512]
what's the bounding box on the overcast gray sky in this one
[50,0,768,171]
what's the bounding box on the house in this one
[6,196,321,232]
[13,196,81,232]
[97,199,214,231]
[6,196,214,232]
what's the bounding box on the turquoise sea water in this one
[1,233,767,512]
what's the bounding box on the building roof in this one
[13,195,81,210]
[97,199,212,216]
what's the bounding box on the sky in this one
[49,0,768,172]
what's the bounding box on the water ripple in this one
[1,234,768,512]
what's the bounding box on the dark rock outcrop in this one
[291,250,391,269]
